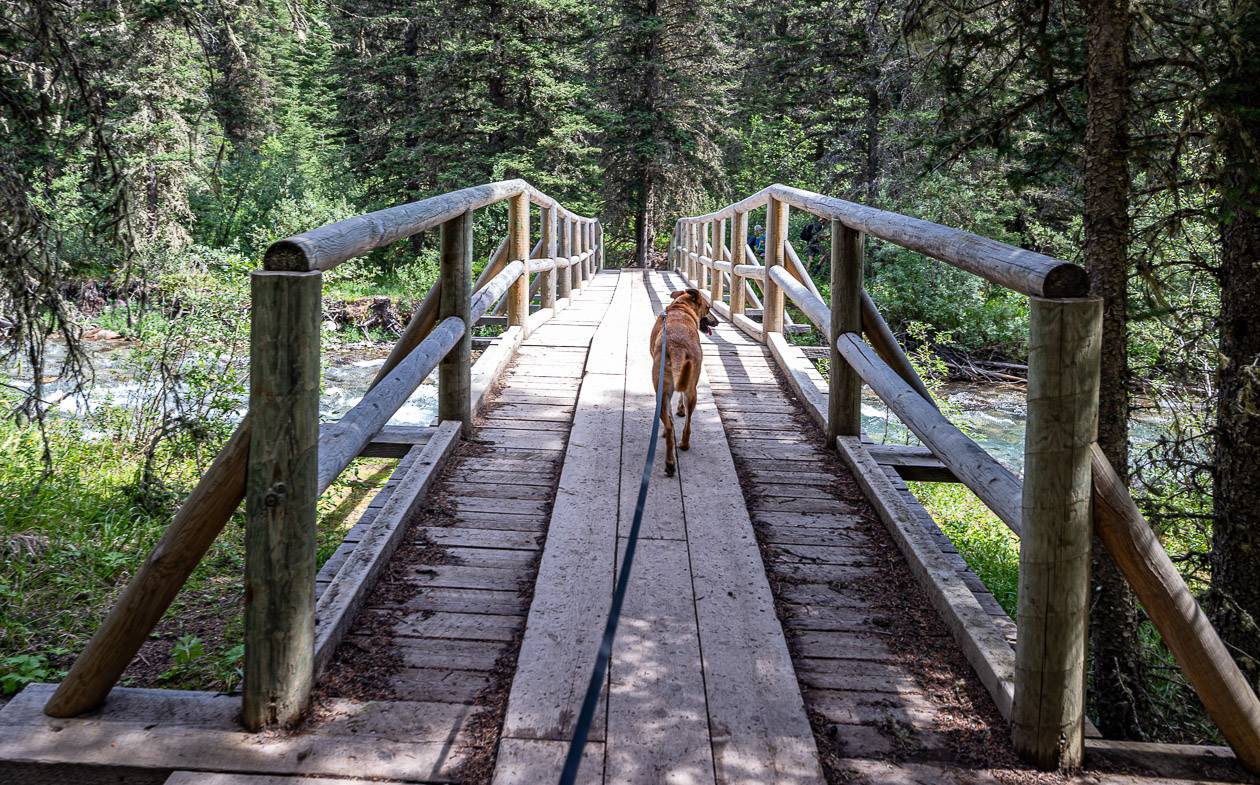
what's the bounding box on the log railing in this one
[44,179,602,729]
[672,184,1260,773]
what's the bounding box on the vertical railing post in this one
[540,206,557,312]
[585,222,595,278]
[763,196,788,337]
[576,221,589,287]
[697,222,708,289]
[828,222,863,441]
[1012,296,1102,770]
[710,217,724,306]
[507,192,530,333]
[596,221,604,272]
[731,211,747,316]
[558,215,573,303]
[438,210,473,435]
[570,219,582,293]
[696,222,706,290]
[684,223,694,281]
[243,270,321,730]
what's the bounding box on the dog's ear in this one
[686,288,702,302]
[669,289,687,300]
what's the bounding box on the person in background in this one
[749,224,766,256]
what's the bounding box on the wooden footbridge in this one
[3,181,1260,785]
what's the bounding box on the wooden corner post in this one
[558,215,573,302]
[507,193,530,333]
[540,206,557,311]
[710,217,724,306]
[1012,296,1102,770]
[731,212,747,316]
[439,210,473,435]
[244,269,321,730]
[764,197,789,337]
[828,222,863,441]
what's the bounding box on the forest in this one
[1,0,1258,753]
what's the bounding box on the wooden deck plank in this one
[499,272,633,750]
[667,293,825,784]
[606,538,716,785]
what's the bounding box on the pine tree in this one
[330,0,601,222]
[598,0,730,265]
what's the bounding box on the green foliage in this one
[910,483,1020,617]
[730,116,822,196]
[0,654,60,696]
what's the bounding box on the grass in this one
[908,481,1020,617]
[0,410,397,697]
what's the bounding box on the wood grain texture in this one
[265,179,593,272]
[313,422,461,674]
[317,316,464,493]
[829,222,862,439]
[507,192,530,332]
[1011,296,1101,770]
[243,270,321,729]
[1092,445,1260,773]
[681,184,1087,298]
[835,333,1023,534]
[438,210,473,433]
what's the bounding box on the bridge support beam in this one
[243,269,321,730]
[439,210,473,436]
[828,222,863,440]
[1012,296,1101,770]
[507,193,530,334]
[763,197,788,337]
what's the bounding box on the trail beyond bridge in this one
[2,181,1259,785]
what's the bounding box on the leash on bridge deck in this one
[558,309,668,785]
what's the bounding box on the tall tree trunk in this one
[1083,0,1150,738]
[863,0,881,206]
[1209,0,1260,691]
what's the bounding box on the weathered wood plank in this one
[500,273,633,746]
[243,270,322,729]
[670,345,826,784]
[313,421,462,674]
[492,738,604,785]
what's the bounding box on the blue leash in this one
[558,310,668,784]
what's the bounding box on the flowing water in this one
[8,336,1171,473]
[5,336,440,429]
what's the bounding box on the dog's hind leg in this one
[655,354,678,476]
[661,404,677,476]
[680,382,698,451]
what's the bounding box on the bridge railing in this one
[673,184,1260,773]
[44,179,603,730]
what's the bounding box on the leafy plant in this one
[0,654,58,696]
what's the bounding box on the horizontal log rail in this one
[678,184,1086,298]
[46,180,602,729]
[265,179,597,272]
[835,333,1024,533]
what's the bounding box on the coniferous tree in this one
[598,0,730,265]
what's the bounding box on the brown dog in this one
[650,288,719,476]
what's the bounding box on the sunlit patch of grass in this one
[0,411,396,696]
[909,481,1020,618]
